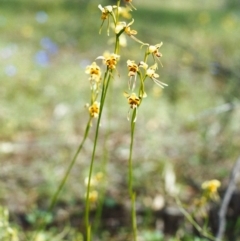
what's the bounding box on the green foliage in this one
[140,230,164,241]
[26,209,53,226]
[0,206,19,241]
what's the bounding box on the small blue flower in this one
[40,37,58,55]
[34,50,49,66]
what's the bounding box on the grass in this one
[1,0,240,240]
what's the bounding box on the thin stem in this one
[144,50,149,63]
[128,109,136,196]
[49,119,92,211]
[131,192,137,241]
[175,196,216,241]
[128,108,138,241]
[92,80,113,233]
[87,225,91,241]
[84,6,121,237]
[116,0,121,23]
[114,35,120,54]
[92,150,108,233]
[31,118,92,240]
[85,71,112,240]
[114,1,121,54]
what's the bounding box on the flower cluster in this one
[124,47,167,121]
[190,179,221,219]
[85,61,102,120]
[201,179,221,201]
[84,1,167,124]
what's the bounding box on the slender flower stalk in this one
[124,36,167,241]
[92,118,111,233]
[84,4,121,237]
[31,118,92,240]
[131,193,137,241]
[128,109,138,241]
[128,109,136,196]
[84,71,112,240]
[48,118,92,212]
[175,197,216,241]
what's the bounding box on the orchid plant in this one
[41,1,167,240]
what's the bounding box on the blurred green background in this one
[1,0,240,239]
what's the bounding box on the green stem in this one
[128,108,138,241]
[87,225,91,241]
[85,71,112,240]
[92,156,107,233]
[92,80,113,233]
[131,192,137,241]
[84,7,121,237]
[49,119,92,211]
[128,114,135,196]
[114,35,119,54]
[116,0,121,23]
[31,118,92,240]
[175,197,216,241]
